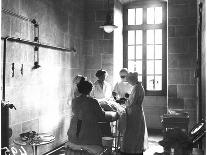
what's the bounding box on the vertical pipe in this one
[1,37,9,149]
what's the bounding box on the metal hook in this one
[12,63,15,77]
[21,64,23,76]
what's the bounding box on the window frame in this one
[123,1,167,96]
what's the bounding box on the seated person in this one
[67,80,119,145]
[112,68,132,104]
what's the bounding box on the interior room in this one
[1,0,206,154]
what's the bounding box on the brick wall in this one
[1,0,85,154]
[168,0,197,128]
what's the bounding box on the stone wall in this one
[168,0,197,128]
[83,0,114,85]
[1,0,85,154]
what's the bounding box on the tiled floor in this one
[50,130,164,155]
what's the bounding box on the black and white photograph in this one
[1,0,206,154]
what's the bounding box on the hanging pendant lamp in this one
[99,0,118,33]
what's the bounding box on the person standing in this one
[91,69,112,100]
[112,68,132,102]
[120,72,148,155]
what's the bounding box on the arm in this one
[93,99,107,122]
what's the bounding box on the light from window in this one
[147,30,154,44]
[128,9,135,25]
[128,61,135,71]
[155,29,162,44]
[155,75,162,90]
[136,8,143,25]
[147,45,154,59]
[147,60,154,74]
[155,7,162,24]
[125,4,165,94]
[135,61,142,75]
[155,45,162,59]
[128,31,135,45]
[138,75,142,82]
[136,30,142,44]
[136,45,142,59]
[128,46,135,59]
[147,7,162,24]
[128,8,143,25]
[146,29,162,91]
[155,60,162,74]
[147,8,154,24]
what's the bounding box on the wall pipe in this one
[2,8,33,22]
[1,36,76,52]
[1,37,9,149]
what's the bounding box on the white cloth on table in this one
[97,98,125,115]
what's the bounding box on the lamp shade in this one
[99,25,118,33]
[99,4,118,33]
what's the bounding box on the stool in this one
[111,120,123,153]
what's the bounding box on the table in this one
[14,133,55,155]
[161,113,189,139]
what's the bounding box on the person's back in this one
[68,95,106,145]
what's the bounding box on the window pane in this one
[147,60,154,74]
[155,45,162,59]
[136,8,143,25]
[138,75,142,82]
[135,61,142,75]
[128,46,135,59]
[155,60,162,74]
[155,7,162,24]
[155,75,162,90]
[147,30,154,44]
[128,61,135,72]
[147,45,154,59]
[128,9,135,25]
[155,29,162,44]
[147,8,154,24]
[136,30,142,44]
[136,46,142,59]
[128,31,135,45]
[147,75,154,90]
